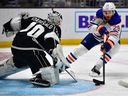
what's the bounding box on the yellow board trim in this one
[60,39,81,45]
[0,41,12,48]
[120,38,128,44]
[0,38,128,48]
[61,38,128,45]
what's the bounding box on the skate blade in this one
[31,82,50,87]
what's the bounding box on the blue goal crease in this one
[0,79,96,95]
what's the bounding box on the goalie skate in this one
[89,66,101,77]
[30,73,50,87]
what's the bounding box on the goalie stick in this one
[32,36,77,82]
[56,44,77,82]
[93,34,107,86]
[65,69,77,82]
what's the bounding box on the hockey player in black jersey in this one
[1,11,70,87]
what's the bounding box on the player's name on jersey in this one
[31,17,54,29]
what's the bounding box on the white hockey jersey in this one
[89,9,121,46]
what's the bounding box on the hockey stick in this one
[65,69,77,82]
[93,34,107,86]
[56,44,77,82]
[93,53,105,85]
[51,8,55,13]
[33,38,77,82]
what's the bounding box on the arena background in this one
[0,0,128,47]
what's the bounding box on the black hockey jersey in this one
[3,16,61,52]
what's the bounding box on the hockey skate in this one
[30,73,50,87]
[89,66,101,77]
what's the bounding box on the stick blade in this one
[93,79,104,86]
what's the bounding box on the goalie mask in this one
[48,11,63,26]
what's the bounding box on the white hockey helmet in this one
[103,2,116,11]
[48,11,63,26]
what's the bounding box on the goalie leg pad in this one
[39,66,59,86]
[0,57,27,78]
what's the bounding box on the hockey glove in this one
[53,44,70,72]
[55,60,70,73]
[2,20,16,37]
[101,40,114,52]
[97,25,109,36]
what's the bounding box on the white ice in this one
[0,45,128,96]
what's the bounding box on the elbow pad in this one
[89,25,98,33]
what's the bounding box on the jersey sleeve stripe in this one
[97,25,104,32]
[66,57,72,64]
[107,39,115,48]
[70,52,77,60]
[67,54,75,62]
[109,32,118,36]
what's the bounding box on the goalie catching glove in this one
[52,44,70,72]
[55,60,70,73]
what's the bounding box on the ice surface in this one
[0,45,128,96]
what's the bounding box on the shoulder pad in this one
[96,9,104,19]
[108,11,121,25]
